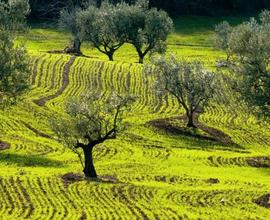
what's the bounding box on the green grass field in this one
[0,16,270,219]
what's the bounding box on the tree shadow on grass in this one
[0,152,63,168]
[146,116,249,153]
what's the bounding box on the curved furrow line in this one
[160,94,170,114]
[200,104,270,147]
[25,178,45,220]
[208,155,270,168]
[142,144,171,160]
[73,184,113,219]
[130,65,145,113]
[0,118,56,154]
[52,58,85,105]
[28,55,68,101]
[42,59,54,89]
[92,185,125,219]
[32,178,57,219]
[67,58,88,98]
[111,185,148,219]
[34,56,76,107]
[49,55,65,90]
[1,177,29,218]
[93,144,118,160]
[67,183,96,219]
[164,189,258,208]
[47,178,78,219]
[36,55,52,88]
[13,178,34,218]
[99,186,130,218]
[0,177,15,217]
[116,64,127,95]
[20,121,53,140]
[125,185,158,219]
[36,177,67,219]
[208,156,247,167]
[109,63,118,92]
[31,54,48,85]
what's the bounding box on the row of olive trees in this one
[59,0,173,63]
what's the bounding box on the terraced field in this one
[0,17,270,219]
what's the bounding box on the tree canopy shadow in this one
[0,152,63,167]
[146,116,248,153]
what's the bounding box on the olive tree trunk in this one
[107,52,114,61]
[186,111,196,128]
[135,47,146,64]
[82,146,97,178]
[64,38,82,55]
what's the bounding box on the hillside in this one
[0,17,270,219]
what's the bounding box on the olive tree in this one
[0,0,30,106]
[214,21,233,62]
[128,6,174,64]
[77,1,127,61]
[59,8,83,55]
[51,93,134,178]
[58,0,96,55]
[146,55,218,128]
[216,11,270,116]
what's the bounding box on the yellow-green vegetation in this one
[0,17,270,219]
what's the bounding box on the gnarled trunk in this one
[82,146,97,178]
[138,54,144,64]
[135,47,145,64]
[186,111,196,128]
[107,52,114,61]
[64,38,82,55]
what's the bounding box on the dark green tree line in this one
[28,0,270,19]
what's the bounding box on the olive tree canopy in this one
[51,92,134,178]
[146,55,218,128]
[77,1,128,61]
[216,10,270,116]
[0,0,30,106]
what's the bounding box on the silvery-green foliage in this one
[0,0,30,106]
[214,21,232,61]
[76,1,128,59]
[217,10,270,116]
[146,55,218,115]
[51,92,135,149]
[127,7,173,63]
[0,0,30,33]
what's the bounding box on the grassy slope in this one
[0,16,269,219]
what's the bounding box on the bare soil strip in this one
[22,122,53,139]
[254,194,270,208]
[247,157,270,168]
[148,114,237,146]
[33,56,76,106]
[0,141,10,151]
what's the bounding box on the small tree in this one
[58,0,95,55]
[51,93,134,178]
[217,10,270,116]
[214,21,233,62]
[0,0,30,106]
[146,55,218,128]
[128,7,174,64]
[59,8,83,55]
[77,2,127,61]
